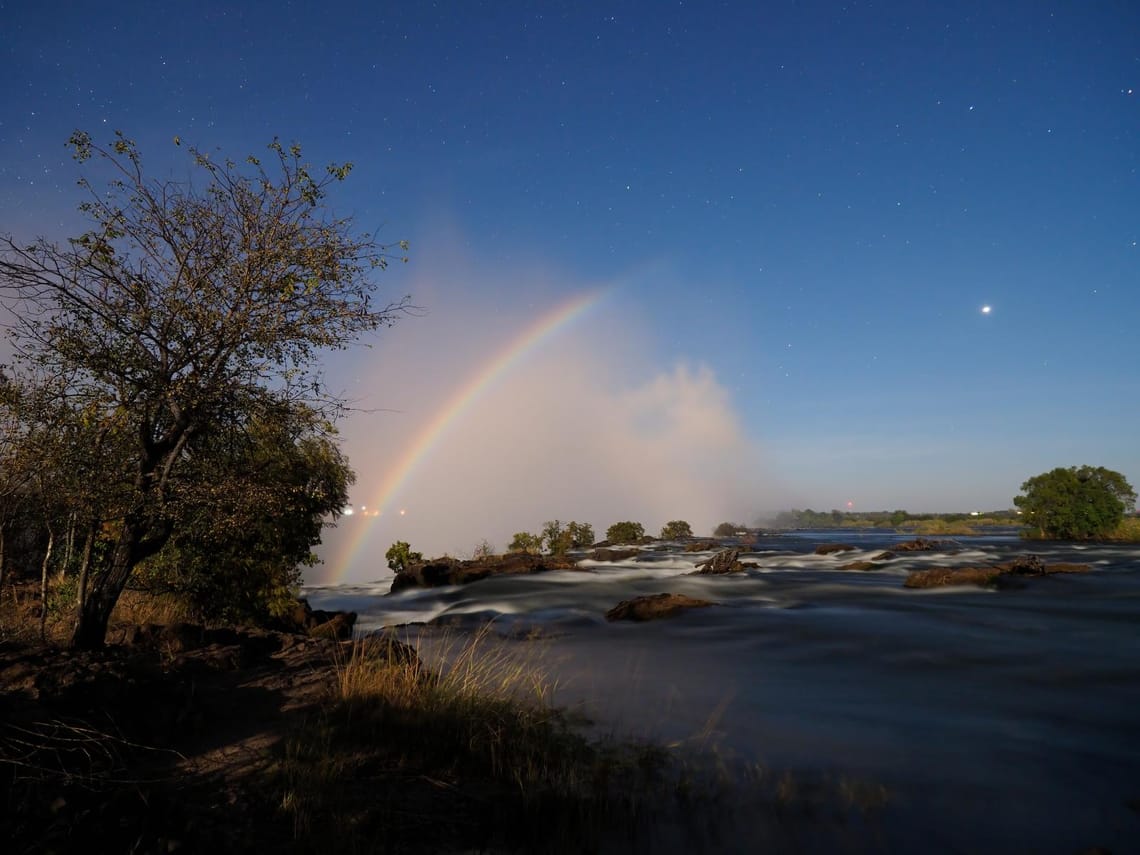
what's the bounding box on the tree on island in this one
[386,541,422,573]
[659,520,693,540]
[540,520,595,555]
[0,131,410,648]
[508,532,544,554]
[713,522,740,537]
[1014,465,1136,540]
[605,521,644,544]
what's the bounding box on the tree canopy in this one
[659,520,693,540]
[605,521,644,544]
[508,532,544,555]
[540,519,595,555]
[1014,465,1136,540]
[386,541,422,573]
[0,131,409,648]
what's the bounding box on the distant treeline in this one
[763,509,1022,531]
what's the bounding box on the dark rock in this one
[270,599,357,639]
[1045,562,1092,574]
[904,567,1002,589]
[840,561,877,571]
[993,556,1090,577]
[893,538,954,552]
[605,593,716,622]
[873,551,897,561]
[1005,554,1047,575]
[693,548,743,574]
[590,548,640,562]
[683,540,720,552]
[815,543,857,555]
[390,552,575,592]
[282,602,310,633]
[309,611,356,640]
[906,558,1091,590]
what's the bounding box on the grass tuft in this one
[276,627,673,853]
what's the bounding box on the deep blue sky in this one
[2,0,1137,530]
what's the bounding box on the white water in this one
[305,531,1140,853]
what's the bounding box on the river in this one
[305,531,1140,853]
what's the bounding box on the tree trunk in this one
[71,532,133,650]
[0,523,6,595]
[74,524,96,621]
[70,515,170,650]
[59,512,76,581]
[39,525,55,641]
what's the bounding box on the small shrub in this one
[659,520,693,540]
[385,541,422,573]
[509,532,544,554]
[605,521,644,544]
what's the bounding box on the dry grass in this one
[110,587,194,627]
[0,579,191,646]
[276,628,673,853]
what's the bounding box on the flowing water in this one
[305,531,1140,853]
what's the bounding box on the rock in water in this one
[605,593,716,622]
[893,538,954,552]
[390,552,576,592]
[814,543,857,555]
[693,548,743,574]
[1005,554,1047,575]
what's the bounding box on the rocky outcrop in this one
[390,552,576,593]
[683,540,720,553]
[692,548,743,574]
[277,599,358,640]
[1004,554,1046,575]
[892,538,954,552]
[840,560,878,571]
[589,548,640,562]
[605,593,716,622]
[815,543,857,555]
[904,555,1091,589]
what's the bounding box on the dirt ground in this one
[0,599,351,853]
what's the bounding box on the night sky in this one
[2,1,1137,559]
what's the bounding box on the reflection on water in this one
[306,531,1140,852]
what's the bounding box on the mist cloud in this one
[311,260,771,583]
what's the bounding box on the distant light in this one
[399,509,406,516]
[981,305,992,314]
[846,500,854,509]
[343,507,354,516]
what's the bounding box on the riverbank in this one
[0,586,689,853]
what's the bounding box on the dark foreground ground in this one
[1,621,350,853]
